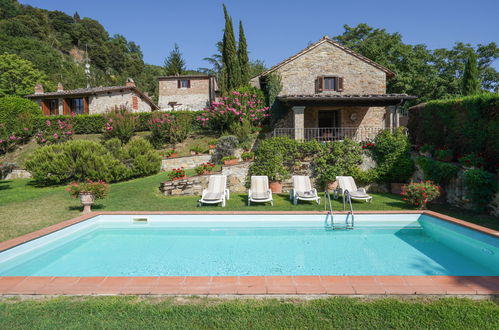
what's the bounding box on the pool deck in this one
[0,211,498,296]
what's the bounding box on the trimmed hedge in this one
[408,94,498,172]
[30,110,205,134]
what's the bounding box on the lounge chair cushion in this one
[203,192,223,201]
[297,190,317,198]
[349,190,371,198]
[252,191,271,200]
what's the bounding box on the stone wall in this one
[90,90,152,114]
[160,175,209,196]
[222,162,251,192]
[161,154,211,171]
[158,77,212,111]
[303,106,387,129]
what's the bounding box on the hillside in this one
[0,0,163,101]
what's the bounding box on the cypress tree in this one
[164,43,186,76]
[461,50,481,96]
[238,20,250,85]
[222,4,240,92]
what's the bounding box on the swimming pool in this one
[0,213,497,277]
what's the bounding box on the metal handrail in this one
[324,190,333,228]
[343,190,355,229]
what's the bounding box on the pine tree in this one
[222,4,240,92]
[238,20,250,85]
[164,43,186,76]
[461,50,481,96]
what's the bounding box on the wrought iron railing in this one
[272,127,387,142]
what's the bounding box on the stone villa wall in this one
[90,90,152,114]
[158,77,212,111]
[161,154,211,171]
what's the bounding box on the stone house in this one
[158,75,218,111]
[250,36,416,141]
[26,79,158,115]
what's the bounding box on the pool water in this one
[0,214,497,276]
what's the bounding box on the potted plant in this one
[189,145,203,156]
[249,153,289,193]
[434,147,453,162]
[167,167,186,181]
[67,180,109,214]
[241,151,254,162]
[195,162,215,175]
[168,149,178,158]
[221,155,238,165]
[401,180,441,209]
[208,139,217,150]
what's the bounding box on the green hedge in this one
[408,94,498,171]
[31,110,205,134]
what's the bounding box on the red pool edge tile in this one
[0,210,497,296]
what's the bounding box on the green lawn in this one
[0,173,497,242]
[0,296,497,329]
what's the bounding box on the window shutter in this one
[337,77,344,92]
[187,80,191,88]
[317,76,324,93]
[177,80,181,88]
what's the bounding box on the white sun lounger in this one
[290,176,321,205]
[198,175,230,207]
[336,176,372,202]
[248,176,273,206]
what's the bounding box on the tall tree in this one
[0,53,51,97]
[238,20,250,85]
[164,43,186,76]
[461,50,481,95]
[222,4,240,91]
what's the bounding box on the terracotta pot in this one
[172,176,186,181]
[223,159,238,165]
[326,181,338,191]
[209,144,216,149]
[269,181,282,193]
[390,183,405,195]
[79,192,94,214]
[168,153,177,158]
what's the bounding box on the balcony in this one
[272,127,388,142]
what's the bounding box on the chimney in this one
[34,84,44,94]
[57,82,64,92]
[125,78,135,87]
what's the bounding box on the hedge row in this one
[31,111,205,134]
[408,94,498,170]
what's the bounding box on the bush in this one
[401,181,441,209]
[31,114,106,134]
[408,94,498,172]
[241,151,254,161]
[433,147,453,162]
[102,106,137,144]
[25,138,161,185]
[463,168,498,211]
[167,167,186,181]
[67,180,109,199]
[148,112,191,148]
[194,162,215,175]
[34,117,74,145]
[228,118,254,148]
[0,96,40,132]
[249,152,288,182]
[211,135,239,164]
[416,157,460,185]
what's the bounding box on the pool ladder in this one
[324,189,354,230]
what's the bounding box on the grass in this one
[0,296,497,329]
[1,172,497,242]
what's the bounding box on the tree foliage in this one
[164,43,186,76]
[238,20,250,85]
[461,50,481,95]
[222,4,240,92]
[0,53,51,97]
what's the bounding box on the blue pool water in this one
[0,214,497,276]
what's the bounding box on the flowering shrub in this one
[458,152,485,168]
[35,117,74,145]
[197,90,270,132]
[361,142,375,150]
[401,181,441,209]
[0,113,34,154]
[148,112,191,148]
[102,105,137,144]
[194,162,215,175]
[433,146,453,162]
[67,180,109,200]
[167,167,186,180]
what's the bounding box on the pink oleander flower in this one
[9,135,16,140]
[46,120,51,126]
[53,133,58,139]
[23,127,29,131]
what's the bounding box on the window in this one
[47,99,58,115]
[316,76,344,92]
[132,96,138,110]
[318,110,339,128]
[70,98,84,114]
[178,79,190,88]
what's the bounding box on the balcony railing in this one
[272,127,388,142]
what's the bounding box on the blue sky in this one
[20,0,499,70]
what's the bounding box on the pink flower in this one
[46,120,51,126]
[23,127,29,131]
[53,133,58,139]
[0,139,3,144]
[9,135,16,140]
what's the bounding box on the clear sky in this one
[20,0,499,70]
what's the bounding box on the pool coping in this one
[0,210,498,296]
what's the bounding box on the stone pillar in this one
[292,106,306,141]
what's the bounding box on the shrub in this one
[313,139,363,188]
[249,152,288,182]
[221,155,237,162]
[458,152,485,168]
[241,151,254,161]
[463,168,498,211]
[35,117,74,145]
[0,96,40,132]
[148,112,191,148]
[25,138,160,186]
[195,162,215,175]
[433,147,453,162]
[416,157,460,185]
[102,105,137,143]
[371,128,414,183]
[167,167,186,181]
[197,90,269,132]
[67,180,109,199]
[408,94,498,172]
[211,135,239,164]
[401,181,441,209]
[189,145,203,154]
[228,118,254,148]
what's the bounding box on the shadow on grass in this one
[67,203,105,212]
[0,180,12,191]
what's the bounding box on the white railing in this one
[272,127,387,142]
